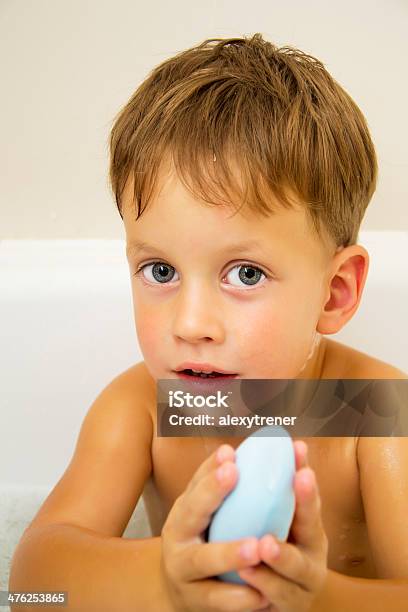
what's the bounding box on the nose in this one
[172,283,225,343]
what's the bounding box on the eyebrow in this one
[126,239,265,258]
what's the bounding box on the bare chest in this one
[143,435,378,578]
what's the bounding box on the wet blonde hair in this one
[108,33,377,248]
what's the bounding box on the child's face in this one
[122,161,334,380]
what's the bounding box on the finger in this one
[293,440,308,471]
[256,535,317,591]
[168,459,239,540]
[176,537,262,582]
[239,562,302,610]
[185,578,270,612]
[289,467,325,552]
[186,443,236,494]
[239,564,302,612]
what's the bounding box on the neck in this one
[296,334,327,380]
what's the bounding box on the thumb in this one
[290,467,325,552]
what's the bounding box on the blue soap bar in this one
[207,425,296,584]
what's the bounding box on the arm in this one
[312,434,408,611]
[9,363,173,611]
[9,526,173,611]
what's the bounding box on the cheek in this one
[233,291,311,342]
[133,302,163,354]
[229,301,287,366]
[230,290,317,375]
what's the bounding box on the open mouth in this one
[178,369,237,379]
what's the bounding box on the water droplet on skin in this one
[337,553,365,565]
[351,557,364,565]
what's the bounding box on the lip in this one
[174,370,239,391]
[174,362,238,375]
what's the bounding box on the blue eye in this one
[135,262,266,287]
[225,264,265,287]
[136,262,179,284]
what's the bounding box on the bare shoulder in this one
[26,360,155,537]
[108,360,156,409]
[322,340,408,577]
[74,360,156,450]
[322,337,408,379]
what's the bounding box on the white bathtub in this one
[1,232,407,590]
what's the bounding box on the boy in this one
[9,34,408,611]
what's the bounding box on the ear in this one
[317,245,370,335]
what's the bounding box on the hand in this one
[160,444,271,612]
[238,441,329,612]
